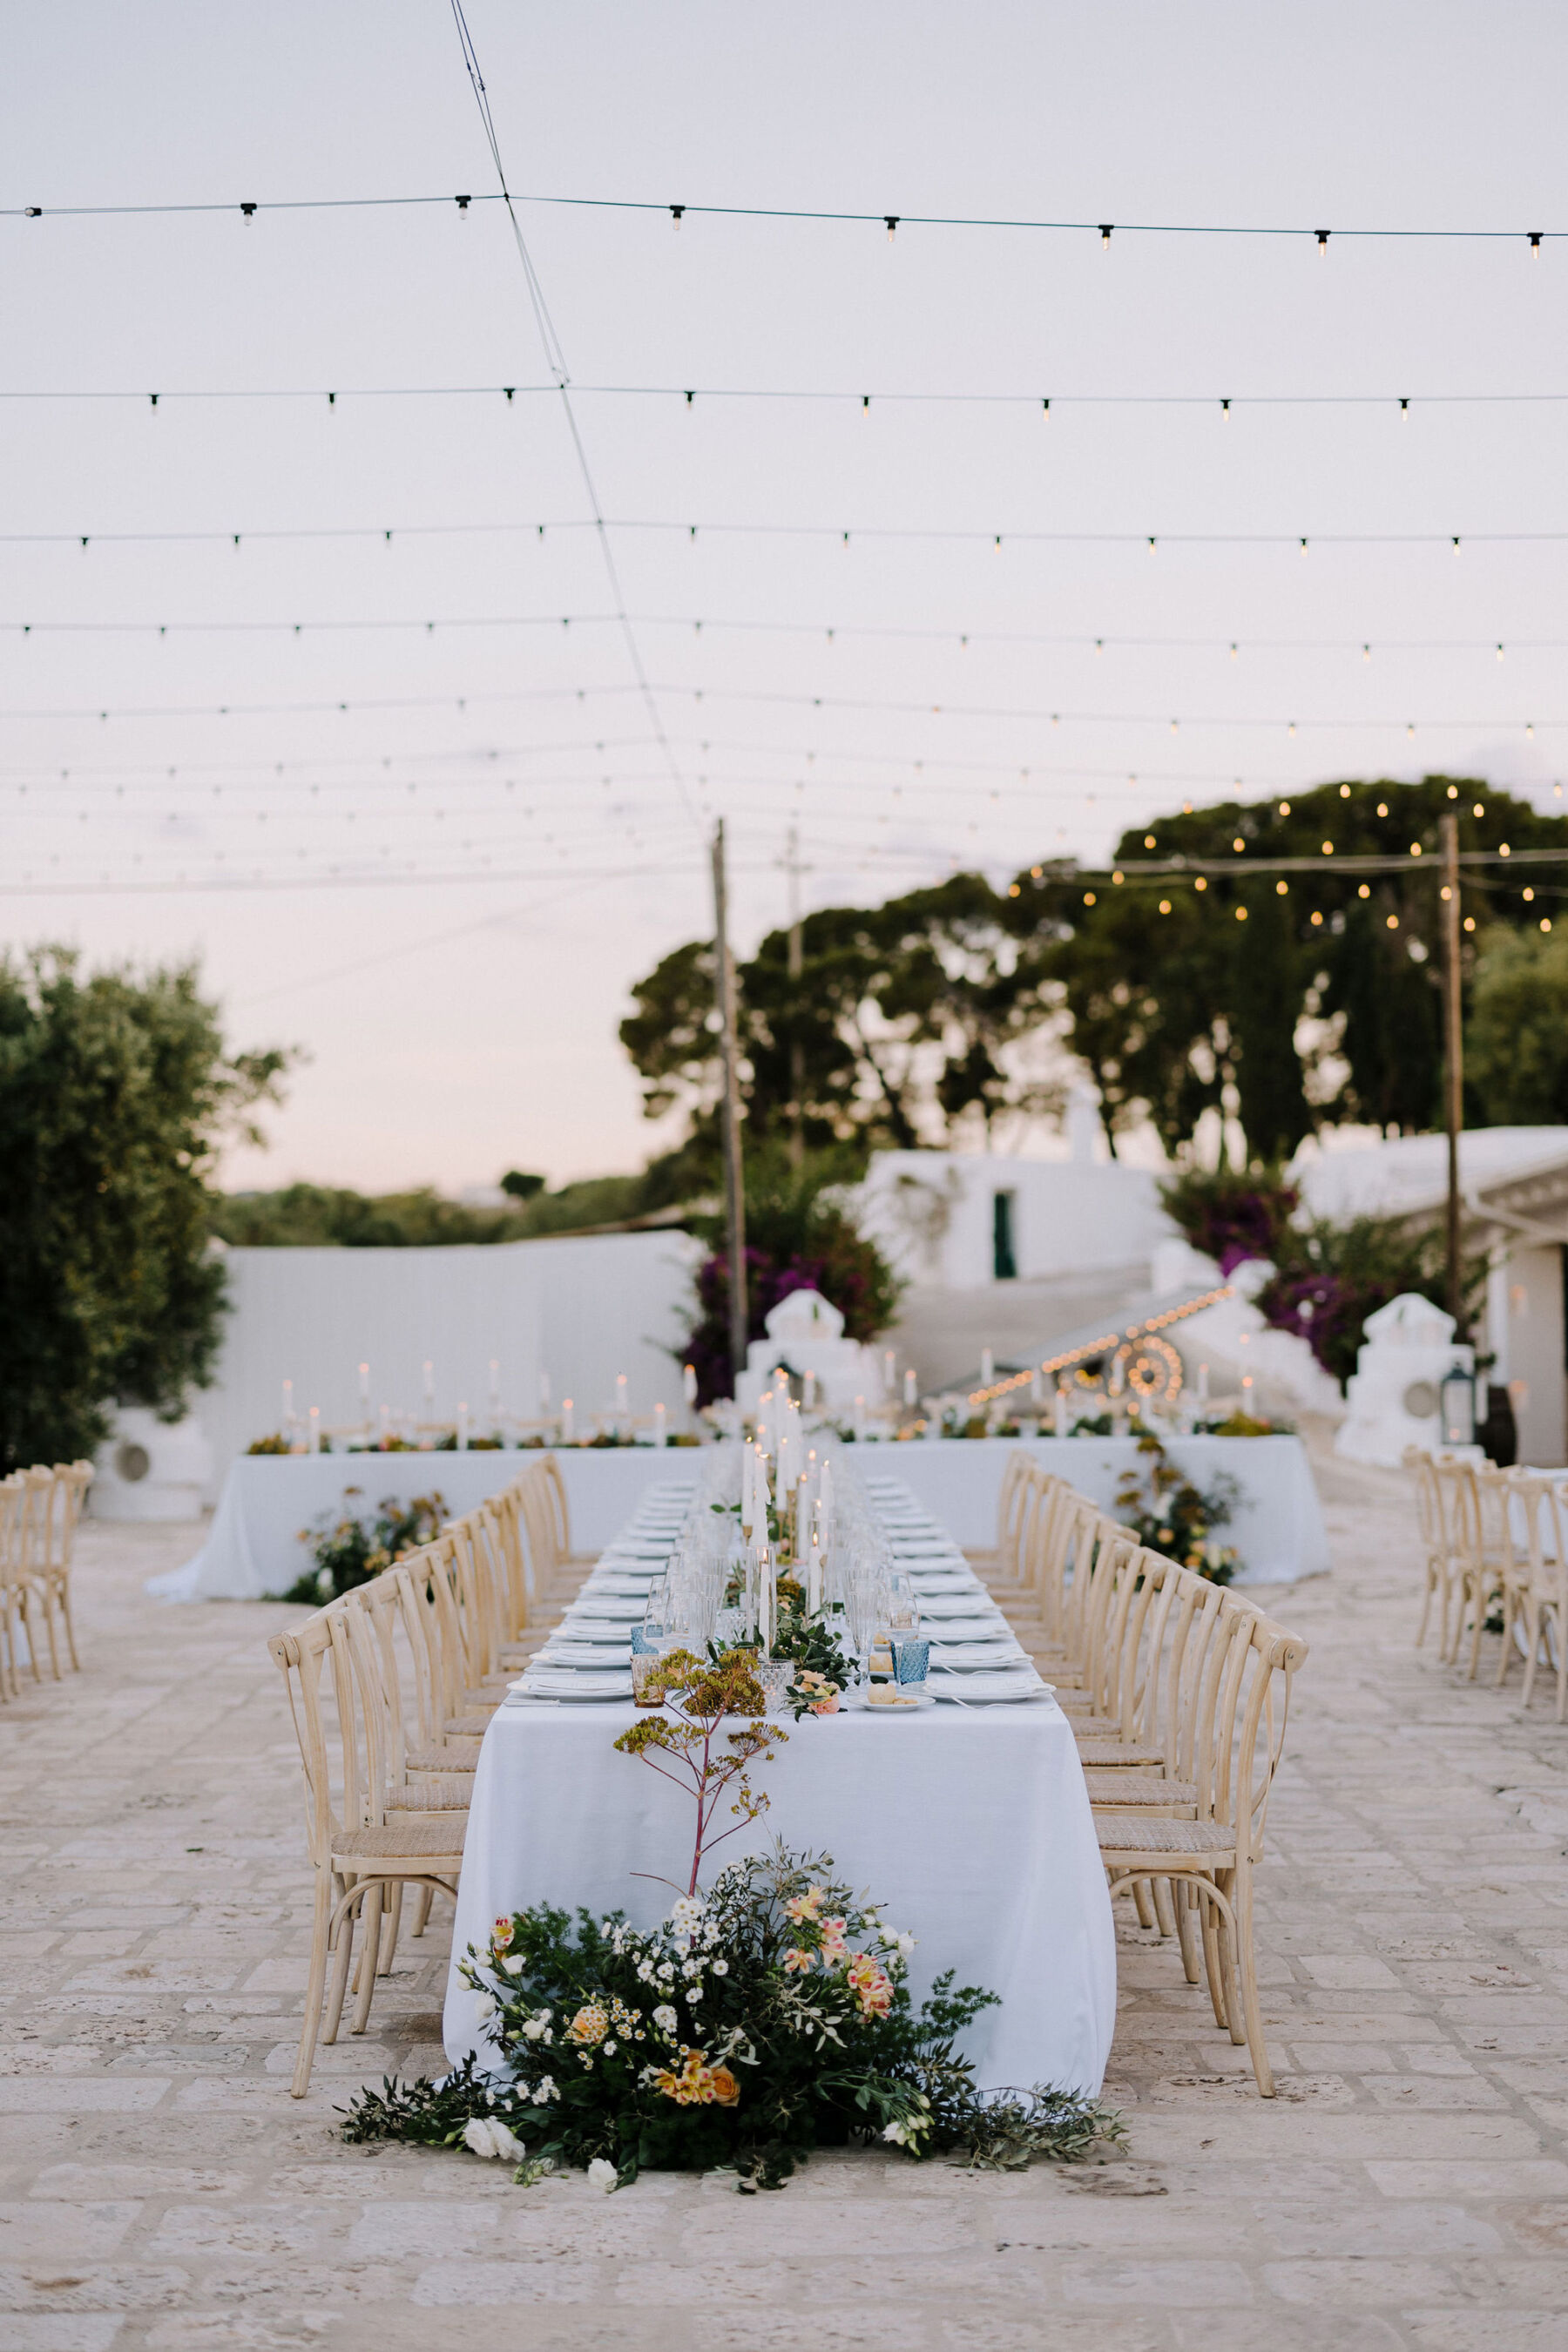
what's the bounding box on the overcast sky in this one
[4,2,1566,1191]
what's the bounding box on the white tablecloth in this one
[146,1448,680,1602]
[881,1435,1328,1584]
[443,1484,1118,2099]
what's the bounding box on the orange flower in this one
[564,2002,608,2045]
[653,2049,733,2106]
[845,1955,893,2017]
[782,1947,814,1974]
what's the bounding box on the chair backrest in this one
[268,1609,353,1872]
[541,1454,572,1557]
[56,1461,93,1564]
[1211,1604,1309,1862]
[517,1466,564,1587]
[1511,1471,1566,1587]
[992,1450,1037,1571]
[1472,1464,1516,1565]
[0,1474,24,1579]
[19,1469,56,1571]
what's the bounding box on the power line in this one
[3,678,1563,733]
[3,187,1558,246]
[10,516,1568,553]
[3,379,1566,413]
[3,610,1565,662]
[445,0,696,835]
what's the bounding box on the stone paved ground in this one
[2,1450,1566,2350]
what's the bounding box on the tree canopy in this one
[620,871,1061,1162]
[623,775,1568,1173]
[0,949,288,1470]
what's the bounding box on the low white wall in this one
[859,1151,1170,1290]
[189,1231,703,1497]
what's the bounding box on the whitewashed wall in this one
[191,1231,703,1496]
[858,1151,1169,1289]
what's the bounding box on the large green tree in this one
[1017,775,1568,1160]
[620,872,1059,1161]
[1465,925,1568,1124]
[0,949,287,1469]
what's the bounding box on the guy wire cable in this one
[447,0,698,830]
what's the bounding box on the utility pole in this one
[1440,812,1464,1330]
[785,824,805,1169]
[711,820,749,1396]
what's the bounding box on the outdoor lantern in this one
[1440,1362,1476,1448]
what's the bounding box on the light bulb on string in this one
[885,215,898,242]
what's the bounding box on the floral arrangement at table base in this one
[341,1846,1119,2189]
[274,1487,447,1603]
[337,1612,1121,2187]
[1114,1432,1238,1583]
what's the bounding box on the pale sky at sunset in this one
[4,3,1566,1191]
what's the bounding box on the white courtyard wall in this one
[858,1151,1171,1290]
[189,1231,702,1496]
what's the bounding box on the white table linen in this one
[147,1447,682,1601]
[878,1434,1328,1583]
[443,1478,1118,2099]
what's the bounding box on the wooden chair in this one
[1495,1471,1568,1716]
[1456,1464,1512,1677]
[0,1474,25,1699]
[270,1606,465,2099]
[47,1461,93,1673]
[1097,1602,1309,2095]
[1409,1450,1467,1657]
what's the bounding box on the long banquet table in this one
[153,1426,1326,1602]
[443,1474,1118,2099]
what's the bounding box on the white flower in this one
[669,1896,704,1930]
[658,1962,675,1981]
[686,1986,702,2004]
[586,2157,618,2193]
[505,1955,527,1974]
[637,1961,656,1983]
[895,1932,916,1956]
[652,2004,678,2034]
[681,1959,701,1979]
[604,2039,618,2056]
[882,2119,909,2146]
[521,2015,550,2042]
[472,1994,497,2024]
[532,2076,558,2103]
[463,2116,527,2161]
[710,1958,729,1977]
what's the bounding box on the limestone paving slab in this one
[0,1456,1563,2347]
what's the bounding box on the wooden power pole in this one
[1440,812,1463,1329]
[711,821,749,1396]
[785,824,805,1169]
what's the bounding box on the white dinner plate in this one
[929,1667,1045,1704]
[567,1596,646,1621]
[853,1689,936,1714]
[929,1639,1031,1669]
[915,1594,1003,1620]
[514,1669,632,1702]
[537,1640,632,1667]
[922,1618,1014,1645]
[907,1574,979,1596]
[558,1618,639,1645]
